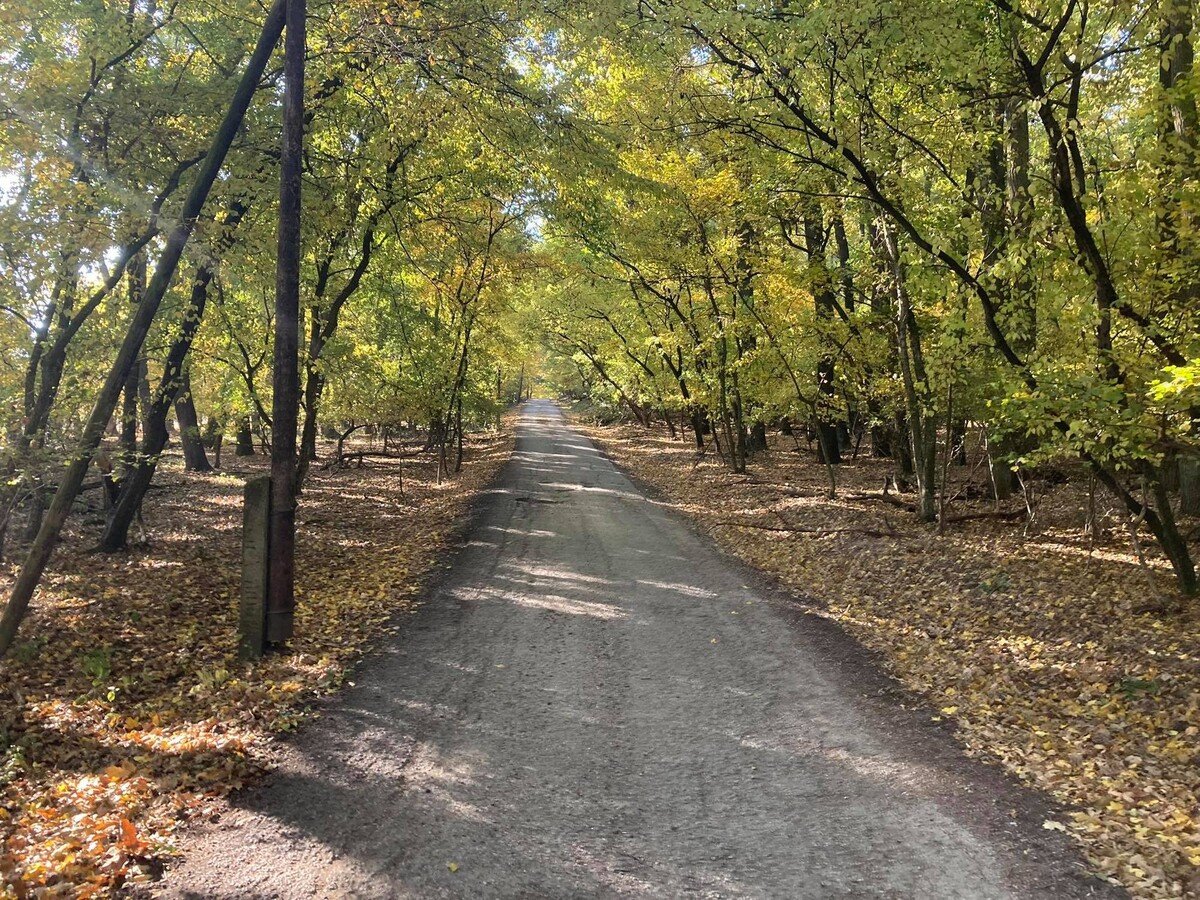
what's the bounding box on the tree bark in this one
[175,371,212,472]
[119,250,145,471]
[803,203,842,465]
[1180,458,1200,517]
[880,221,935,521]
[236,416,255,455]
[101,207,248,551]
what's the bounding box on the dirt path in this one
[154,401,1118,899]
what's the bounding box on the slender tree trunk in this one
[120,375,139,461]
[1151,477,1197,595]
[833,206,855,314]
[715,329,740,473]
[690,407,707,449]
[950,421,968,465]
[881,222,936,521]
[1179,459,1200,517]
[804,204,842,465]
[295,340,322,491]
[495,367,502,429]
[893,412,915,489]
[295,222,380,492]
[101,374,180,553]
[102,204,247,550]
[21,489,44,545]
[731,369,747,472]
[209,423,224,469]
[203,415,223,450]
[119,252,144,471]
[1157,0,1200,515]
[748,420,767,453]
[986,91,1035,500]
[454,394,465,474]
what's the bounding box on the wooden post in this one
[239,475,271,661]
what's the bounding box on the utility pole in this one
[267,0,305,644]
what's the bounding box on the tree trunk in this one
[690,407,707,449]
[294,346,322,491]
[454,394,465,474]
[748,421,767,453]
[882,222,935,521]
[1151,476,1197,595]
[120,369,139,465]
[715,332,741,473]
[236,416,255,455]
[731,372,748,472]
[21,487,44,545]
[203,415,223,450]
[804,203,842,465]
[990,453,1016,501]
[101,203,247,551]
[118,250,145,471]
[894,412,915,489]
[1179,457,1200,517]
[950,421,968,466]
[175,371,212,473]
[871,423,893,458]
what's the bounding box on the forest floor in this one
[579,415,1200,899]
[0,422,514,897]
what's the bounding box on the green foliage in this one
[79,647,111,685]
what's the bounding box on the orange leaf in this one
[117,817,146,854]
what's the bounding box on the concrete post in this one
[238,475,271,661]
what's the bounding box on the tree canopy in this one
[0,0,1196,610]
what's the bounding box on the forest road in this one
[155,400,1119,899]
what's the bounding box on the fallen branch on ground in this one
[713,519,900,538]
[328,449,428,468]
[843,490,914,511]
[940,508,1027,524]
